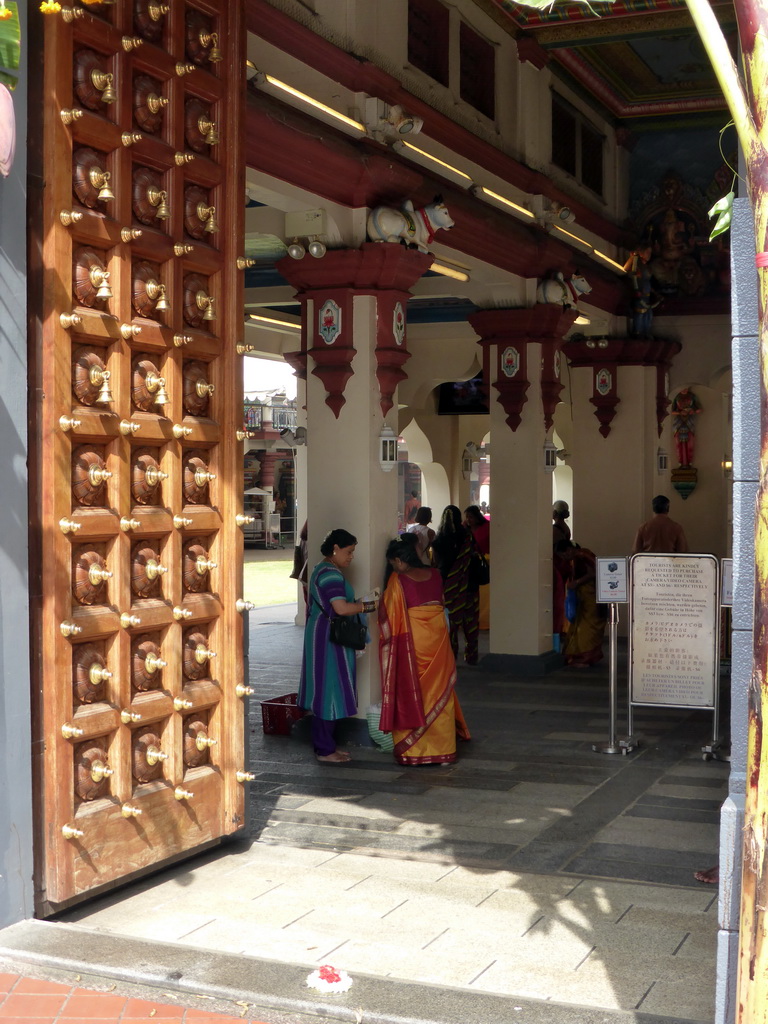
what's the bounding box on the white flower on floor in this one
[306,964,353,993]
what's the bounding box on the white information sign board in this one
[597,557,628,604]
[629,554,719,708]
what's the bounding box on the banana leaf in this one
[0,3,20,86]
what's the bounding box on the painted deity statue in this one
[623,246,659,338]
[671,387,702,467]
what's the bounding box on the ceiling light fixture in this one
[249,68,366,133]
[396,140,472,181]
[593,248,626,273]
[248,313,301,332]
[430,261,470,282]
[472,185,535,219]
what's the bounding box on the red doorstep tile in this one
[121,995,185,1018]
[59,992,129,1017]
[0,1018,58,1024]
[0,975,19,995]
[0,993,69,1017]
[12,979,71,996]
[184,1018,264,1024]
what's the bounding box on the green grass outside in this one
[243,558,299,608]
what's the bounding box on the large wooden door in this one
[32,0,249,912]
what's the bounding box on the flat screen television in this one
[437,373,488,415]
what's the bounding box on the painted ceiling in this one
[476,0,735,123]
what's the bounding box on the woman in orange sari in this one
[378,535,470,765]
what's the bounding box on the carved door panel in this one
[33,0,250,911]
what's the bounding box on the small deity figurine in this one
[623,246,659,338]
[671,387,702,467]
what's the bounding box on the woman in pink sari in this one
[378,535,470,765]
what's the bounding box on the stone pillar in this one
[468,306,575,670]
[562,336,681,561]
[715,196,758,1024]
[277,243,431,715]
[256,450,280,490]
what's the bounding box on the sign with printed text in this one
[721,558,733,607]
[629,554,719,708]
[597,557,628,603]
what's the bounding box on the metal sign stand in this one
[592,603,622,754]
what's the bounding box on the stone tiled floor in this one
[51,604,728,1023]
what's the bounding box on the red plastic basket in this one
[260,692,306,735]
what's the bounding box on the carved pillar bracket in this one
[562,335,682,438]
[277,244,430,418]
[468,305,576,432]
[283,350,308,381]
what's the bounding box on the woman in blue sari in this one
[298,529,376,763]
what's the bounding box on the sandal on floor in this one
[315,751,351,763]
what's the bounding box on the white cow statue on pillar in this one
[536,271,592,309]
[367,196,455,253]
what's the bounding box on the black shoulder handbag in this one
[468,551,490,591]
[312,590,367,650]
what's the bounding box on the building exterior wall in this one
[0,2,33,927]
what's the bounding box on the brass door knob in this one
[120,322,142,338]
[61,723,84,739]
[121,803,142,817]
[120,517,141,533]
[90,760,113,783]
[173,606,193,620]
[60,312,83,330]
[145,745,168,766]
[62,824,84,840]
[120,709,142,723]
[122,38,144,53]
[59,415,82,432]
[144,652,167,675]
[237,344,256,355]
[59,518,82,535]
[195,556,217,575]
[120,612,141,628]
[120,228,143,242]
[88,663,112,686]
[144,464,168,487]
[235,684,254,697]
[174,786,194,801]
[235,515,255,527]
[236,599,255,612]
[146,93,169,115]
[173,424,193,439]
[60,108,84,125]
[144,559,168,581]
[173,334,192,347]
[173,515,193,530]
[88,464,112,487]
[60,210,83,226]
[193,468,216,487]
[175,63,196,76]
[173,697,193,711]
[195,734,217,751]
[194,644,216,665]
[88,563,112,586]
[120,419,142,435]
[236,770,255,782]
[60,620,83,638]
